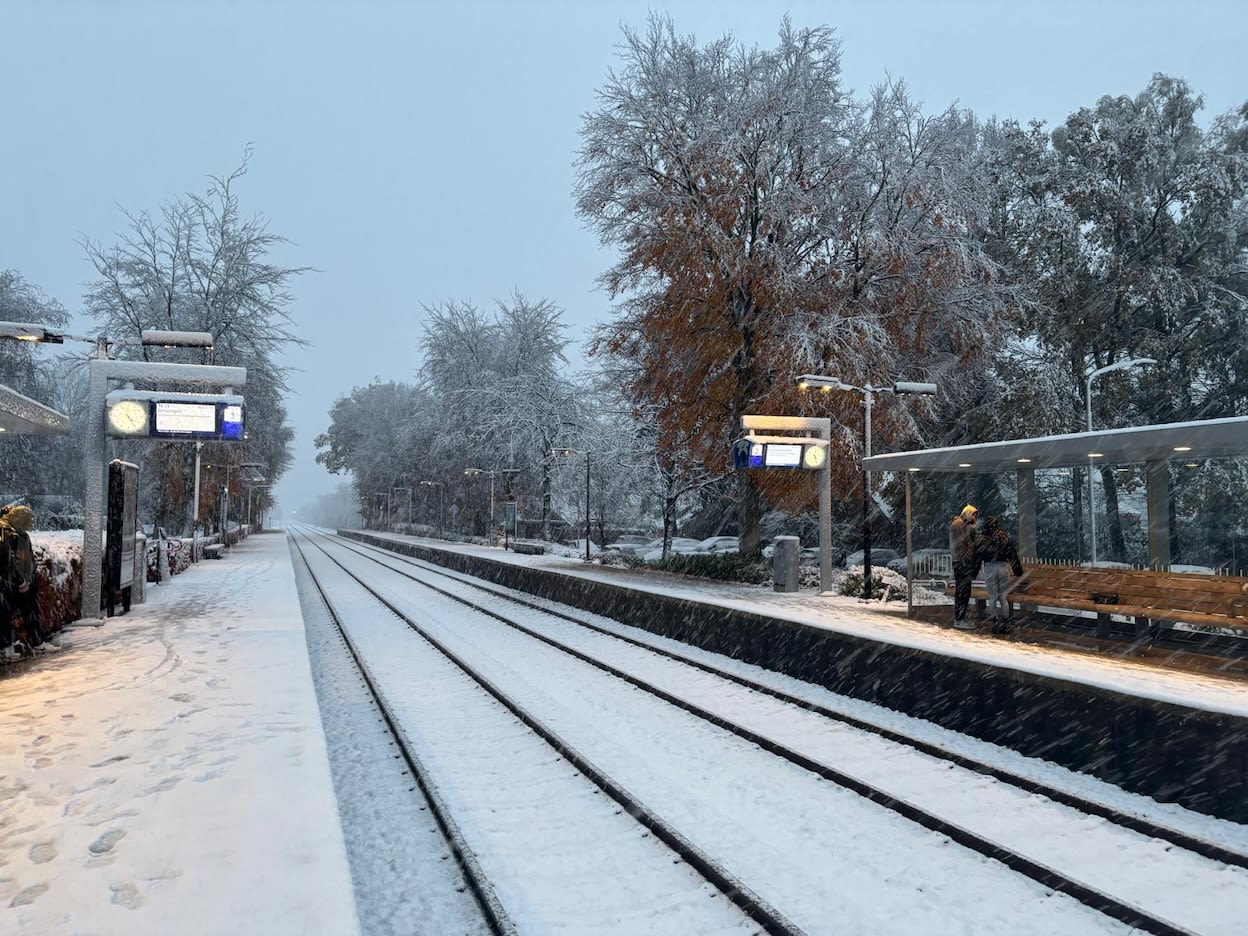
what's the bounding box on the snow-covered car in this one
[842,548,899,570]
[641,537,704,561]
[695,535,739,554]
[602,535,652,556]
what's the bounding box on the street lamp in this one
[204,461,264,533]
[797,375,937,599]
[551,448,592,561]
[245,480,269,529]
[393,487,413,528]
[463,469,496,535]
[1085,357,1156,565]
[419,481,445,538]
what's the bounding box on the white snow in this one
[3,528,1247,934]
[0,533,359,935]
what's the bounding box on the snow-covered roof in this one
[0,382,69,435]
[863,415,1248,473]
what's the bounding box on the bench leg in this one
[975,597,986,620]
[1095,611,1111,638]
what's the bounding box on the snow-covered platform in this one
[0,532,360,935]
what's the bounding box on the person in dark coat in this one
[976,515,1025,633]
[948,504,978,627]
[1,504,45,656]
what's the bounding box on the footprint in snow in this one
[88,828,126,856]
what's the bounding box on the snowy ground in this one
[0,533,359,935]
[4,528,1246,934]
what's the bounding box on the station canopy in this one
[0,383,69,435]
[863,415,1248,474]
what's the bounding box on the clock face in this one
[108,400,149,435]
[803,444,827,470]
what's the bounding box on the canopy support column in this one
[1146,459,1171,570]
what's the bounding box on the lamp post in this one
[393,487,413,529]
[204,461,264,533]
[797,375,937,599]
[1085,357,1156,565]
[463,469,496,535]
[245,481,269,530]
[419,481,444,538]
[552,448,592,561]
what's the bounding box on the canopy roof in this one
[863,415,1248,474]
[0,384,69,435]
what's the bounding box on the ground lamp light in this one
[796,375,937,599]
[1085,357,1156,565]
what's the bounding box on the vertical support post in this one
[1016,466,1037,559]
[1146,459,1171,570]
[905,469,914,618]
[81,355,108,620]
[585,452,591,561]
[819,425,831,594]
[862,390,874,599]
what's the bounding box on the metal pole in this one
[819,423,831,594]
[862,390,874,600]
[489,473,495,534]
[1087,373,1097,566]
[905,470,914,618]
[585,452,591,561]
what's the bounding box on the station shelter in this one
[863,416,1248,612]
[0,383,69,436]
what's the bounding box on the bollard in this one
[773,535,800,592]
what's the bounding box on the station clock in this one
[106,399,150,437]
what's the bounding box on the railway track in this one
[292,527,1248,935]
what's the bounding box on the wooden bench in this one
[951,564,1248,638]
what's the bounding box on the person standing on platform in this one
[949,504,979,627]
[0,504,46,655]
[976,514,1024,633]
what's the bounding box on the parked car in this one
[695,535,739,554]
[842,548,899,570]
[641,537,704,561]
[887,548,952,577]
[602,535,652,556]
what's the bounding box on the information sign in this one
[763,443,802,467]
[155,402,217,434]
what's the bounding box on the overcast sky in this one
[3,0,1244,511]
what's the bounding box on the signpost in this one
[735,415,833,593]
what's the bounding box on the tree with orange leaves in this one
[577,17,1009,555]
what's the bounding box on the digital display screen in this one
[748,442,765,469]
[763,443,802,467]
[221,404,245,440]
[154,402,216,434]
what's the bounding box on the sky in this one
[2,0,1245,513]
[5,528,1248,932]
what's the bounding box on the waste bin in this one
[772,535,800,592]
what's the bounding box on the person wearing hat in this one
[949,504,979,627]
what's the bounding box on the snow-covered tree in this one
[82,148,306,532]
[577,19,1009,555]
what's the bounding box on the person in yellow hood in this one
[948,504,979,627]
